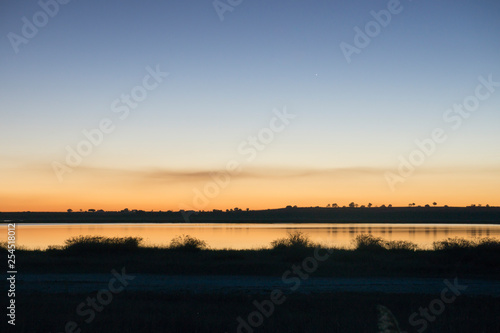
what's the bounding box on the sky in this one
[1,0,499,211]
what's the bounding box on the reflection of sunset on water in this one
[3,223,500,250]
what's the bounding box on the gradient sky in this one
[1,0,499,211]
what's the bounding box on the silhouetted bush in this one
[64,235,143,253]
[271,231,315,250]
[385,240,418,251]
[433,237,473,251]
[0,241,7,253]
[432,237,500,252]
[169,235,208,252]
[353,234,386,251]
[475,237,500,251]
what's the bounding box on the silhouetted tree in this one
[433,202,437,206]
[332,203,338,208]
[367,203,373,208]
[349,202,356,208]
[67,209,73,213]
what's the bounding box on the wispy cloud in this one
[64,165,393,184]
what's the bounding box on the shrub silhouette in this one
[475,237,500,251]
[385,240,417,251]
[433,237,473,251]
[64,235,142,253]
[352,234,386,251]
[270,231,315,250]
[433,237,500,251]
[353,235,418,251]
[169,235,208,251]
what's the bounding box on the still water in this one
[2,223,500,250]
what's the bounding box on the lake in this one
[2,222,500,250]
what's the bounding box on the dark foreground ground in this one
[4,290,500,333]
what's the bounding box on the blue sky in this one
[1,0,499,210]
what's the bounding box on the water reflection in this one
[1,223,500,250]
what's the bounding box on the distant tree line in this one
[65,203,494,214]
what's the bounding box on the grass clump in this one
[385,240,418,251]
[353,234,386,251]
[475,237,500,251]
[63,235,143,253]
[353,234,417,251]
[270,231,315,250]
[0,241,7,253]
[433,237,500,251]
[169,235,208,252]
[433,237,473,251]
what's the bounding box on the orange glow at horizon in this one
[1,164,499,212]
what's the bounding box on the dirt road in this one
[15,274,500,296]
